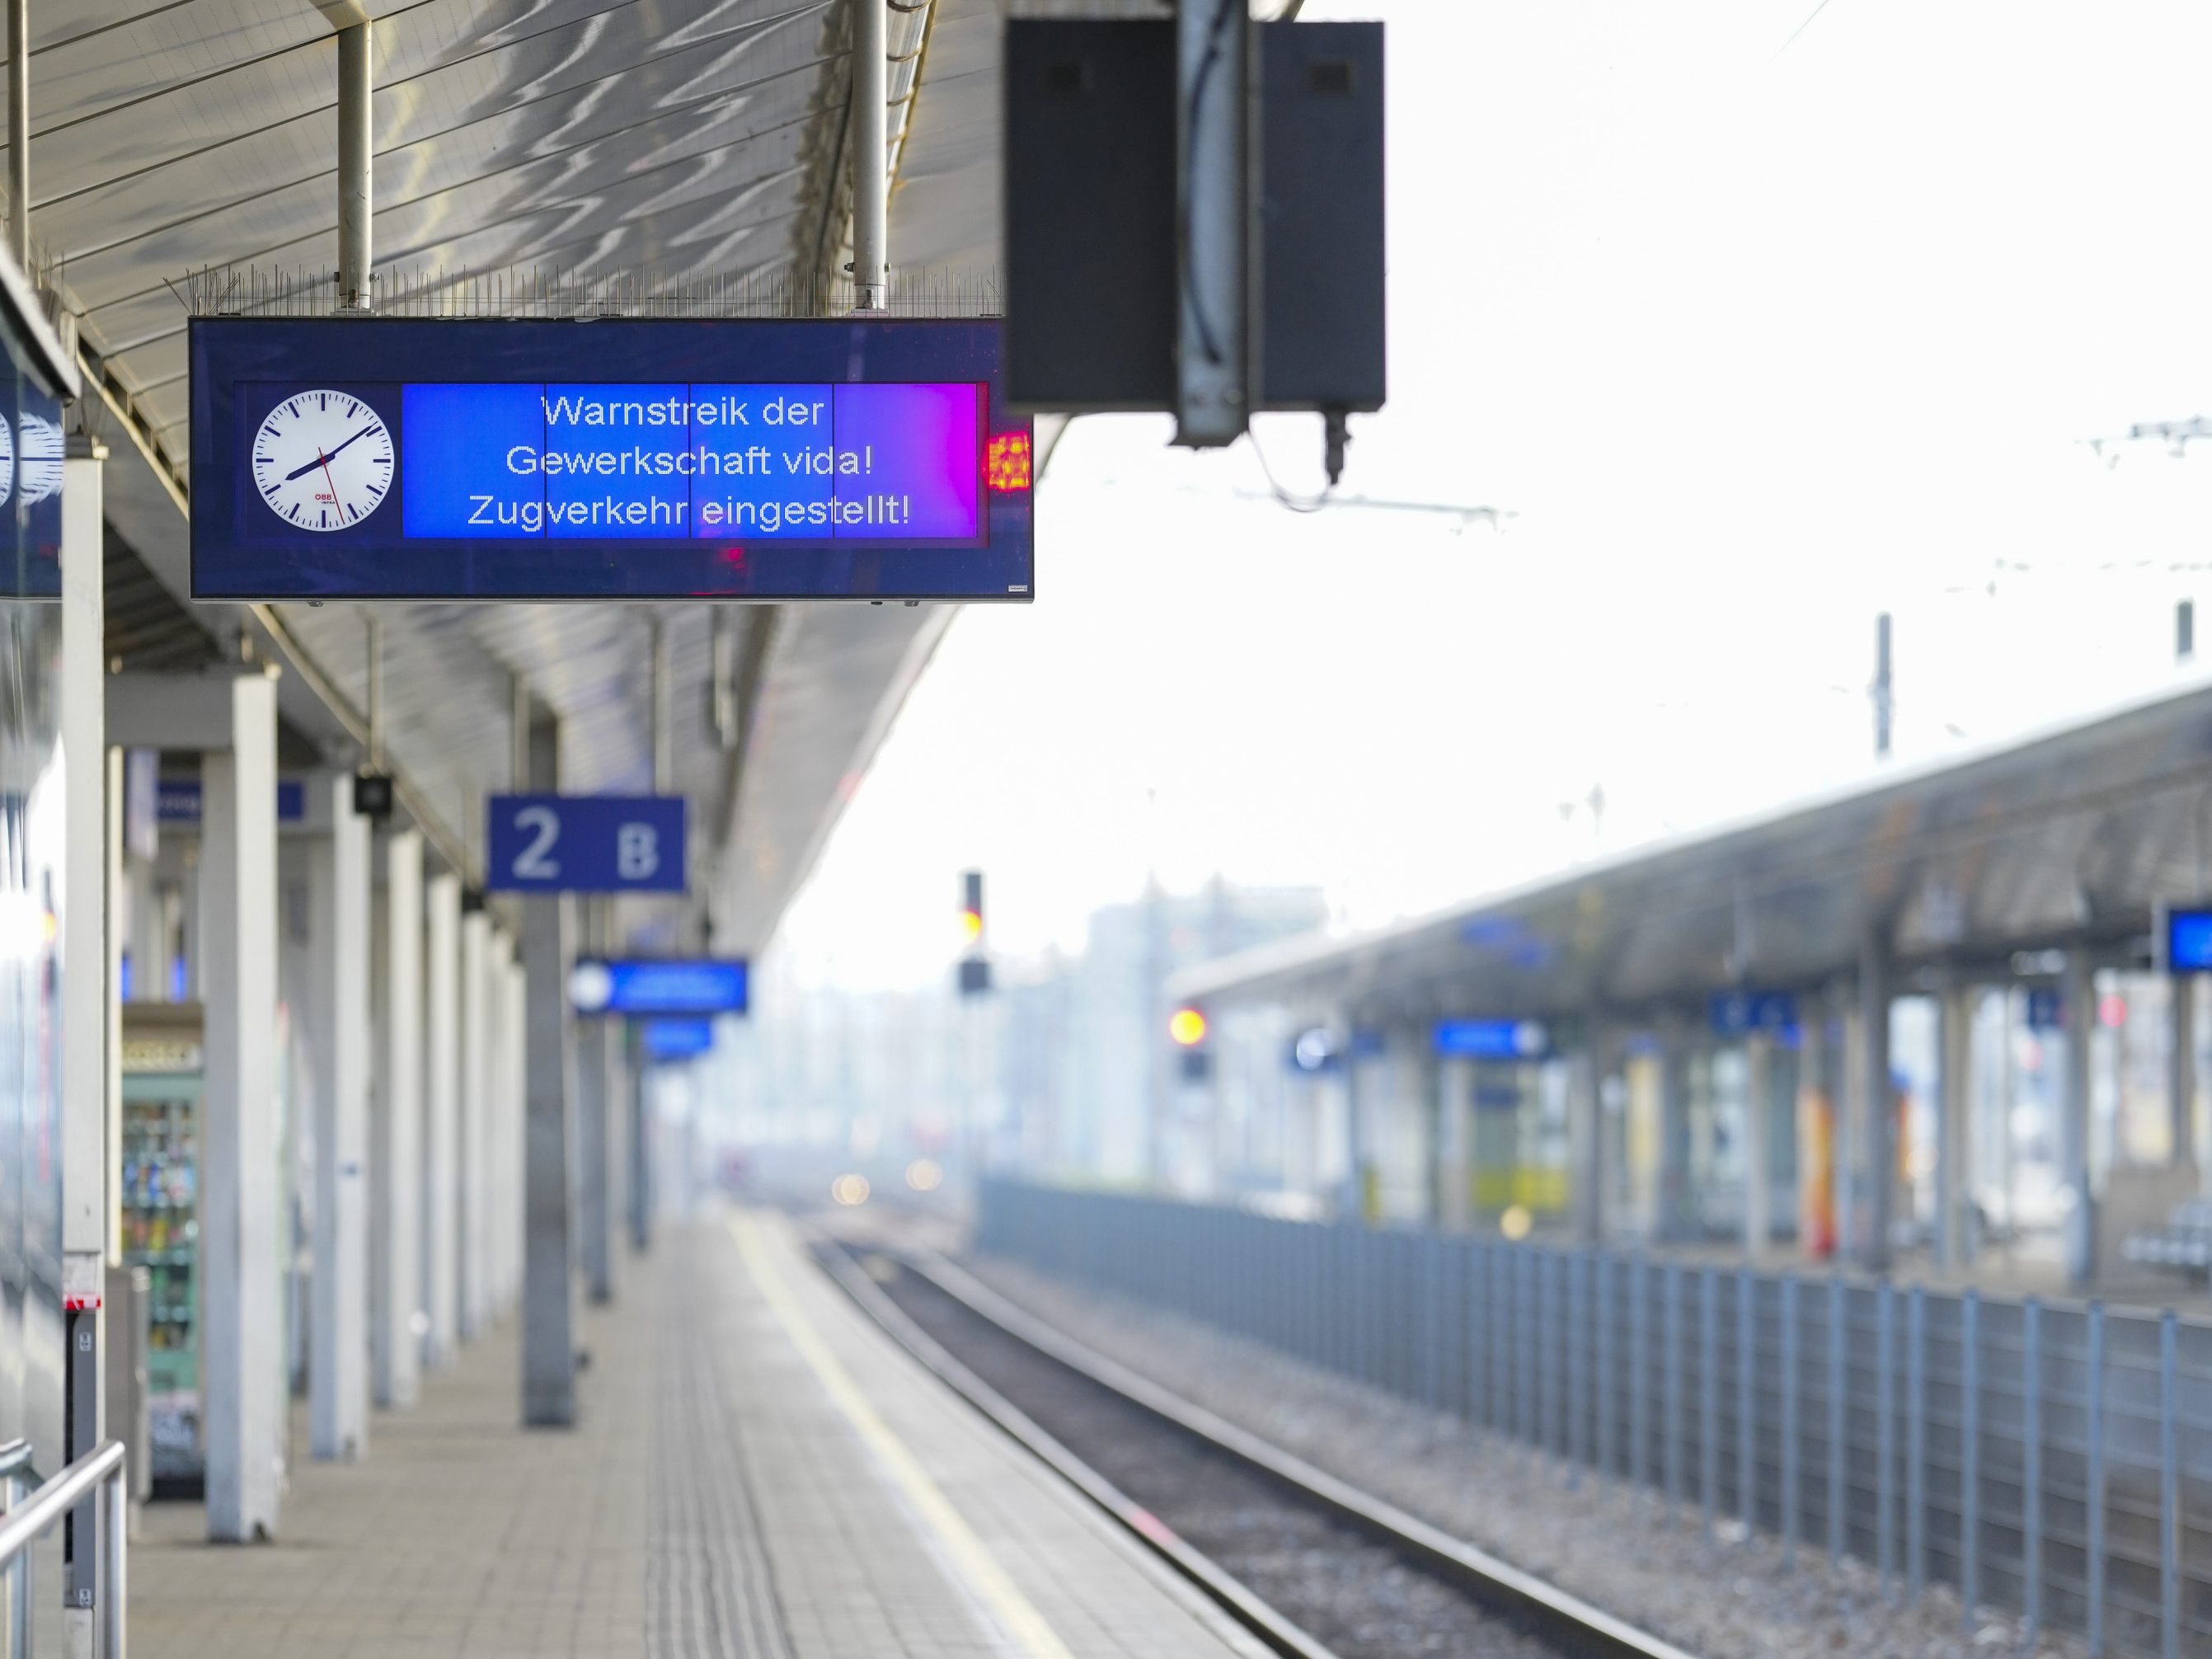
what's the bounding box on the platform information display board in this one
[2165,904,2212,973]
[569,958,749,1017]
[190,317,1034,601]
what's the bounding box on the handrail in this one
[0,1442,29,1483]
[0,1440,128,1659]
[0,1440,122,1565]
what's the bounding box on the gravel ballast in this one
[958,1249,2090,1659]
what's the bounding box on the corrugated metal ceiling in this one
[16,0,970,953]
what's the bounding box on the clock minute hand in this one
[282,422,380,482]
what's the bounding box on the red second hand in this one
[317,448,340,514]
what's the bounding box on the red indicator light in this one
[987,431,1032,492]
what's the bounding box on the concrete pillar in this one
[503,946,527,1311]
[519,712,578,1425]
[577,905,613,1304]
[201,671,281,1542]
[372,830,422,1410]
[1570,1032,1604,1244]
[61,445,107,1262]
[61,444,111,1633]
[603,1014,628,1281]
[1658,1023,1693,1239]
[1936,983,1975,1272]
[307,774,370,1459]
[1435,1054,1468,1230]
[1857,920,1893,1273]
[629,1018,654,1253]
[422,871,460,1368]
[2060,950,2096,1287]
[458,907,491,1341]
[1339,1016,1365,1222]
[1742,1032,1772,1257]
[2171,975,2196,1171]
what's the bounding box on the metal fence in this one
[976,1180,2212,1659]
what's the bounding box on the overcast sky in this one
[771,0,2212,992]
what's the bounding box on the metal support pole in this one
[1782,1274,1800,1565]
[1908,1286,1925,1601]
[1699,1267,1717,1544]
[1858,918,1894,1271]
[1876,1283,1895,1597]
[579,900,613,1305]
[364,616,383,771]
[1665,1261,1684,1511]
[336,22,373,311]
[2061,951,2097,1286]
[850,0,887,308]
[2088,1299,2107,1656]
[1744,1032,1772,1256]
[1737,1268,1755,1532]
[520,707,578,1426]
[1828,1276,1845,1565]
[1173,0,1249,447]
[5,1465,24,1657]
[2170,975,2196,1173]
[7,0,26,270]
[103,1464,126,1659]
[1595,1252,1613,1479]
[2161,1309,2179,1659]
[1937,983,1974,1271]
[1570,1038,1603,1243]
[1961,1290,1980,1632]
[2023,1297,2042,1639]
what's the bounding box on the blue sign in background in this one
[2170,908,2212,972]
[485,794,685,894]
[157,778,307,825]
[1433,1017,1551,1060]
[1708,989,1796,1036]
[641,1017,716,1060]
[190,317,1034,601]
[572,959,749,1016]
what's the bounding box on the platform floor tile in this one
[128,1212,1270,1659]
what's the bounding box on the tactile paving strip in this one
[648,1233,798,1659]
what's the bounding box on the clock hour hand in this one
[281,422,380,481]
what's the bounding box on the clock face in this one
[251,391,393,532]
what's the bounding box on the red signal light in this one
[987,431,1032,492]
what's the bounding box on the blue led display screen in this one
[641,1017,716,1061]
[571,958,749,1016]
[190,318,1033,601]
[1433,1017,1551,1060]
[2169,908,2212,974]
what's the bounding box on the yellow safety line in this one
[729,1213,1078,1659]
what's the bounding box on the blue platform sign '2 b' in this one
[486,795,686,894]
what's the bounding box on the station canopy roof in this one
[1171,672,2212,1030]
[18,0,1019,952]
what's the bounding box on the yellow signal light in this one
[960,909,984,944]
[1168,1007,1208,1047]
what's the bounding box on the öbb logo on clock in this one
[251,390,393,531]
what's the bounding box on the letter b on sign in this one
[617,823,660,881]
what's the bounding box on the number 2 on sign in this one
[513,805,561,879]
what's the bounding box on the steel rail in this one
[818,1234,1707,1659]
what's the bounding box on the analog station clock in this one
[251,391,393,531]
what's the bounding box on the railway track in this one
[814,1234,1707,1659]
